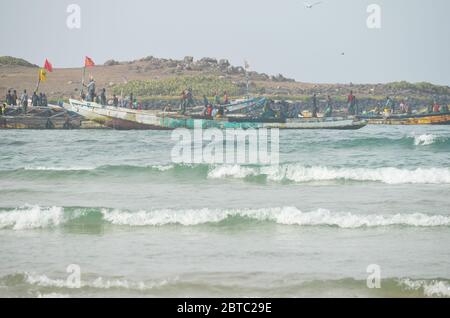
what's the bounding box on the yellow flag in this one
[39,68,47,82]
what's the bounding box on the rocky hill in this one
[0,55,448,110]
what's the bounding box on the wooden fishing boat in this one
[360,112,450,125]
[66,99,367,130]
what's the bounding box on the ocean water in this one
[0,125,449,298]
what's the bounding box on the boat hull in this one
[361,113,450,125]
[67,99,367,130]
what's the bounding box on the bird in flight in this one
[304,1,322,9]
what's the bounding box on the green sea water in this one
[0,125,449,297]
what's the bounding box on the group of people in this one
[428,101,449,114]
[200,92,229,117]
[81,77,143,109]
[179,88,195,114]
[3,89,48,114]
[81,77,107,105]
[311,94,334,118]
[31,91,49,107]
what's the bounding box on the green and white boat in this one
[66,98,367,130]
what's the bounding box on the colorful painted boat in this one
[360,112,450,125]
[66,99,367,130]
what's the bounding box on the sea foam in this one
[207,164,450,184]
[0,206,65,230]
[25,273,174,291]
[413,134,437,146]
[2,206,449,230]
[101,207,450,228]
[399,278,450,297]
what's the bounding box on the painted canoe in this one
[360,112,450,125]
[67,99,367,130]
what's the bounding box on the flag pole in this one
[34,73,41,94]
[80,66,86,97]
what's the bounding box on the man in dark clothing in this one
[113,95,119,107]
[41,93,48,106]
[32,92,39,106]
[12,90,18,106]
[5,90,12,106]
[311,94,318,118]
[39,93,44,106]
[129,93,134,109]
[100,88,107,105]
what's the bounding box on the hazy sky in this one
[1,0,449,85]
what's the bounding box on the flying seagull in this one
[304,1,322,9]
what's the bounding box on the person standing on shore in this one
[324,95,333,117]
[84,77,96,102]
[31,91,39,107]
[385,96,394,114]
[223,91,229,105]
[12,90,18,106]
[5,90,12,106]
[433,100,440,113]
[311,93,318,118]
[113,94,119,107]
[100,88,107,106]
[347,91,356,115]
[186,88,194,108]
[129,93,134,109]
[214,92,221,106]
[20,89,28,113]
[41,93,48,106]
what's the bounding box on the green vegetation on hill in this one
[112,75,245,97]
[0,56,38,67]
[385,81,449,96]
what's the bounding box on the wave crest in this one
[1,206,449,230]
[0,206,65,230]
[208,164,450,184]
[101,207,450,228]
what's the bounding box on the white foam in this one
[25,273,173,291]
[37,292,70,298]
[23,166,95,171]
[207,165,256,179]
[413,134,437,146]
[207,164,450,184]
[399,278,450,297]
[101,207,450,228]
[0,206,65,230]
[152,164,175,171]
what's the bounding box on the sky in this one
[0,0,449,85]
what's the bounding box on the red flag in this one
[85,56,95,67]
[44,59,53,72]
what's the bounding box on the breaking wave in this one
[0,206,66,230]
[0,205,449,230]
[413,134,438,146]
[207,164,450,184]
[2,163,450,185]
[399,278,450,297]
[1,272,448,297]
